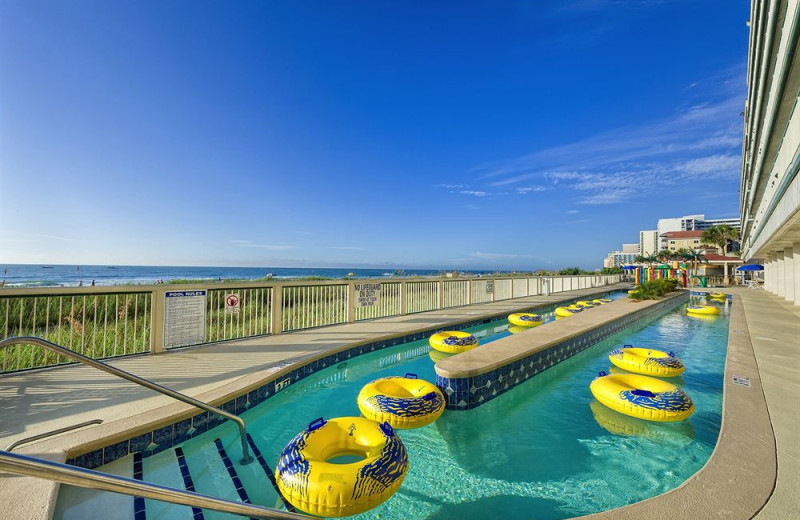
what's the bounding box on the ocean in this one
[0,264,499,288]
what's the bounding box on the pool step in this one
[131,434,287,520]
[175,447,205,520]
[53,454,136,520]
[246,434,295,512]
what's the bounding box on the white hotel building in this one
[739,0,800,306]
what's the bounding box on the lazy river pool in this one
[55,293,730,520]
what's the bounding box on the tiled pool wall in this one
[436,291,690,410]
[66,289,620,469]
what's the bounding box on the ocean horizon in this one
[0,264,508,288]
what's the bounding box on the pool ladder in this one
[0,336,309,520]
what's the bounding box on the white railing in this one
[0,274,622,372]
[206,287,273,343]
[443,280,469,308]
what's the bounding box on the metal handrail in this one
[0,450,308,519]
[6,419,103,451]
[0,337,253,464]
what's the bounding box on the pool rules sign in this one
[355,283,381,308]
[164,290,207,348]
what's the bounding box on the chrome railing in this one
[6,419,103,452]
[0,337,253,465]
[0,450,308,520]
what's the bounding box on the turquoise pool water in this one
[56,293,731,519]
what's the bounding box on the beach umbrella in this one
[736,264,764,271]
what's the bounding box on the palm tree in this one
[701,225,740,256]
[681,249,707,287]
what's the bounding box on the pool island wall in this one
[435,291,689,409]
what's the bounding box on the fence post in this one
[150,287,165,354]
[348,282,356,323]
[400,281,407,315]
[271,284,283,335]
[438,280,444,309]
[467,279,472,305]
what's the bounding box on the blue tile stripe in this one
[437,292,689,410]
[213,438,252,508]
[246,433,296,512]
[174,447,204,520]
[67,289,620,468]
[132,452,146,520]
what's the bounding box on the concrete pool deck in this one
[0,284,797,519]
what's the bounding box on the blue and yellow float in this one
[275,417,409,517]
[429,331,478,354]
[708,292,727,300]
[593,298,613,304]
[608,345,685,377]
[686,304,720,316]
[508,313,543,327]
[357,374,445,429]
[590,372,694,422]
[576,300,596,308]
[555,306,580,318]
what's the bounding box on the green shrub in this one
[628,279,680,300]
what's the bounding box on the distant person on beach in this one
[91,280,95,286]
[79,281,83,287]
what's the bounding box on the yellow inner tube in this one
[429,331,478,353]
[686,312,719,321]
[276,417,409,517]
[686,305,720,315]
[576,300,596,308]
[590,373,694,422]
[593,298,613,304]
[555,306,579,318]
[508,313,543,327]
[357,374,445,429]
[708,292,727,299]
[608,346,685,377]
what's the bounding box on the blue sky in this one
[1,0,750,270]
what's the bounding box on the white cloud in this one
[515,186,547,194]
[459,190,488,197]
[232,241,294,251]
[469,72,744,205]
[676,154,741,177]
[469,251,538,260]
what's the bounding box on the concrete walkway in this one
[735,288,800,520]
[0,284,797,520]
